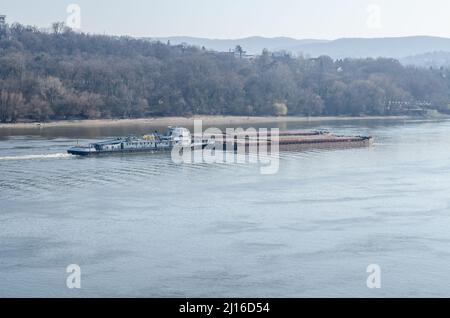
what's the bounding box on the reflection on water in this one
[1,119,450,297]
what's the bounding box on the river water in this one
[1,118,450,297]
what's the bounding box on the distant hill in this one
[401,51,450,68]
[292,36,450,59]
[149,36,450,65]
[147,36,327,55]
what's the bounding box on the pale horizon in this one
[2,0,450,40]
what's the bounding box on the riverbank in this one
[0,115,418,129]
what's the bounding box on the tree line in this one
[1,23,450,123]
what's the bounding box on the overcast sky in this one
[2,0,450,39]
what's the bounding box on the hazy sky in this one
[1,0,450,39]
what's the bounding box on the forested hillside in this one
[1,24,450,123]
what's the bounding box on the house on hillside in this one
[225,48,256,60]
[385,100,431,116]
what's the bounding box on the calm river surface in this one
[1,118,450,297]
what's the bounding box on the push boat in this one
[67,127,209,156]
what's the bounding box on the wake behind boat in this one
[68,127,208,156]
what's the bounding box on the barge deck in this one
[212,130,373,151]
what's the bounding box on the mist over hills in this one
[149,36,326,55]
[151,35,450,66]
[292,36,450,60]
[400,51,450,68]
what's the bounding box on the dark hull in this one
[220,136,373,151]
[68,144,208,156]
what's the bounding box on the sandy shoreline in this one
[0,115,414,129]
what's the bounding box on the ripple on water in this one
[2,120,450,297]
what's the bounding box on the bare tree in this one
[52,22,66,35]
[0,90,24,122]
[235,45,244,58]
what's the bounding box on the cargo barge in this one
[68,127,373,156]
[214,130,373,151]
